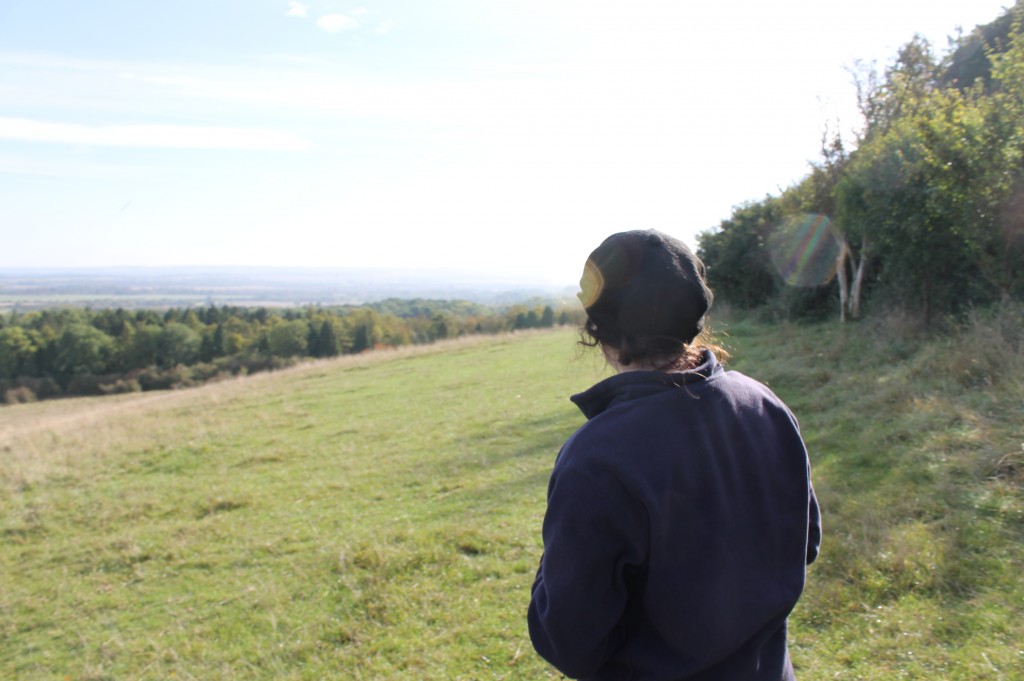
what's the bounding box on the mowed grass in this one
[2,317,1023,680]
[1,332,605,680]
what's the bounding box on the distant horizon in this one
[0,263,570,279]
[0,262,577,286]
[0,265,578,310]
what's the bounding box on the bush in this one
[135,365,195,391]
[67,372,146,397]
[187,361,221,383]
[224,353,298,375]
[4,386,37,405]
[0,377,62,402]
[99,378,142,395]
[754,284,838,323]
[66,374,108,396]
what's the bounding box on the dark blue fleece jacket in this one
[528,351,821,680]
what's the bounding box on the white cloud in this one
[375,20,395,35]
[317,14,358,32]
[286,2,308,18]
[0,117,311,151]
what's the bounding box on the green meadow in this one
[1,318,1022,680]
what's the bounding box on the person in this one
[527,229,821,681]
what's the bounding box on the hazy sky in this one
[0,0,1012,284]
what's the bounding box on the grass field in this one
[1,317,1022,680]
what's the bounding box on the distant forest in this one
[0,299,586,404]
[698,3,1024,324]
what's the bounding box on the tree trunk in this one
[923,274,933,329]
[848,237,868,319]
[836,241,850,322]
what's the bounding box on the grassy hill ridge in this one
[2,318,1022,680]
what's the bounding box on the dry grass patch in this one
[0,333,512,492]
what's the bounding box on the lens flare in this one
[767,214,842,287]
[578,259,605,308]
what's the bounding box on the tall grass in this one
[2,315,1022,680]
[716,305,1024,680]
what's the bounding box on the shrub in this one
[66,374,108,396]
[3,386,37,405]
[99,378,142,395]
[136,365,195,391]
[0,377,61,402]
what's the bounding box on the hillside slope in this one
[723,310,1023,680]
[2,318,1022,680]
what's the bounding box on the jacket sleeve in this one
[806,481,822,565]
[527,460,648,679]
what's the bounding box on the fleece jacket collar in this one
[570,349,722,420]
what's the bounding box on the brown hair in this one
[579,321,729,371]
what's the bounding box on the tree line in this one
[0,299,584,404]
[698,3,1024,325]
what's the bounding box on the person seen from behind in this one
[528,229,821,680]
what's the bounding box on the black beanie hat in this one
[578,229,713,345]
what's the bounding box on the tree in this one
[267,320,309,357]
[158,323,201,367]
[697,199,781,308]
[182,309,202,330]
[834,37,943,321]
[540,305,556,327]
[796,129,869,321]
[350,310,381,353]
[200,323,228,361]
[853,35,939,145]
[941,7,1019,91]
[221,317,254,354]
[312,320,341,357]
[0,326,37,379]
[851,25,1024,317]
[92,308,129,337]
[126,324,162,369]
[431,313,450,340]
[974,14,1024,301]
[54,324,116,381]
[833,24,1024,323]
